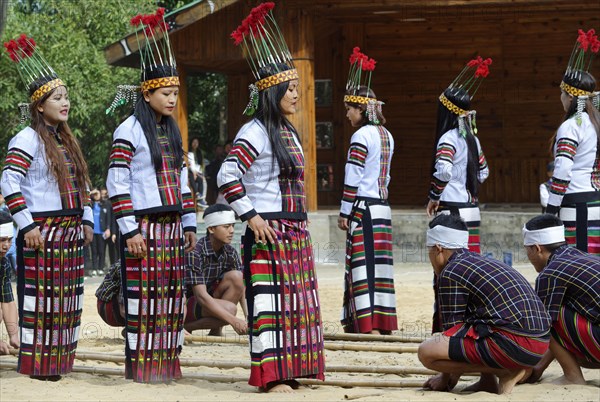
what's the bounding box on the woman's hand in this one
[337,216,349,231]
[247,215,276,245]
[126,234,147,258]
[426,200,440,218]
[83,226,93,246]
[24,227,43,249]
[184,231,197,252]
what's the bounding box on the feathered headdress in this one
[4,34,65,123]
[560,29,600,124]
[343,47,383,124]
[107,7,179,114]
[231,2,297,116]
[439,56,492,137]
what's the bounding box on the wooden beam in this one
[176,66,189,151]
[284,8,317,212]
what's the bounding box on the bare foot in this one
[370,330,381,335]
[462,374,498,393]
[0,340,9,355]
[497,369,527,394]
[423,373,455,392]
[263,383,294,393]
[551,375,587,386]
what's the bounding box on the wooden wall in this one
[313,3,600,206]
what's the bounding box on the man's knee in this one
[222,271,244,292]
[418,335,449,368]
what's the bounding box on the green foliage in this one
[187,72,227,159]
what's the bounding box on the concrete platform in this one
[197,204,543,265]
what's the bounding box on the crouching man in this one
[184,205,247,336]
[418,214,551,394]
[522,214,600,385]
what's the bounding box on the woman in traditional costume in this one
[546,29,600,256]
[1,34,93,380]
[219,2,325,393]
[426,56,492,254]
[338,47,397,335]
[106,8,197,383]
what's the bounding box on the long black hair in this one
[432,87,480,199]
[344,86,386,126]
[134,65,183,172]
[562,72,600,144]
[253,63,298,177]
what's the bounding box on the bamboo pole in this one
[325,342,419,354]
[0,360,427,388]
[70,351,437,375]
[324,333,426,344]
[185,335,419,353]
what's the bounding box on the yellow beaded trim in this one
[439,93,469,116]
[141,76,180,92]
[30,78,65,102]
[255,69,298,91]
[560,81,593,97]
[343,95,377,105]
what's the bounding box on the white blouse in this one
[429,128,489,204]
[106,115,196,238]
[1,126,93,233]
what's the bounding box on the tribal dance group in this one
[0,2,598,395]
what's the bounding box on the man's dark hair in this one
[0,210,13,226]
[428,214,468,231]
[525,214,566,251]
[203,203,234,219]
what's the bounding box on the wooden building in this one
[105,0,600,210]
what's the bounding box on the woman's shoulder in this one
[437,128,459,144]
[556,114,592,139]
[113,115,142,139]
[8,126,40,149]
[235,119,268,141]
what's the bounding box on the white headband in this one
[426,225,469,249]
[204,210,236,228]
[0,222,13,238]
[522,225,565,246]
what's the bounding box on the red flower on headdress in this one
[231,29,244,46]
[156,7,165,17]
[130,14,142,26]
[362,58,377,71]
[349,47,368,64]
[231,2,275,45]
[577,28,597,51]
[475,58,492,78]
[17,34,35,58]
[467,56,482,68]
[591,37,600,53]
[3,39,19,62]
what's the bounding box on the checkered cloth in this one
[185,236,241,295]
[95,263,122,303]
[437,249,551,336]
[535,245,600,325]
[0,257,14,303]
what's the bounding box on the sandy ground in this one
[1,262,599,401]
